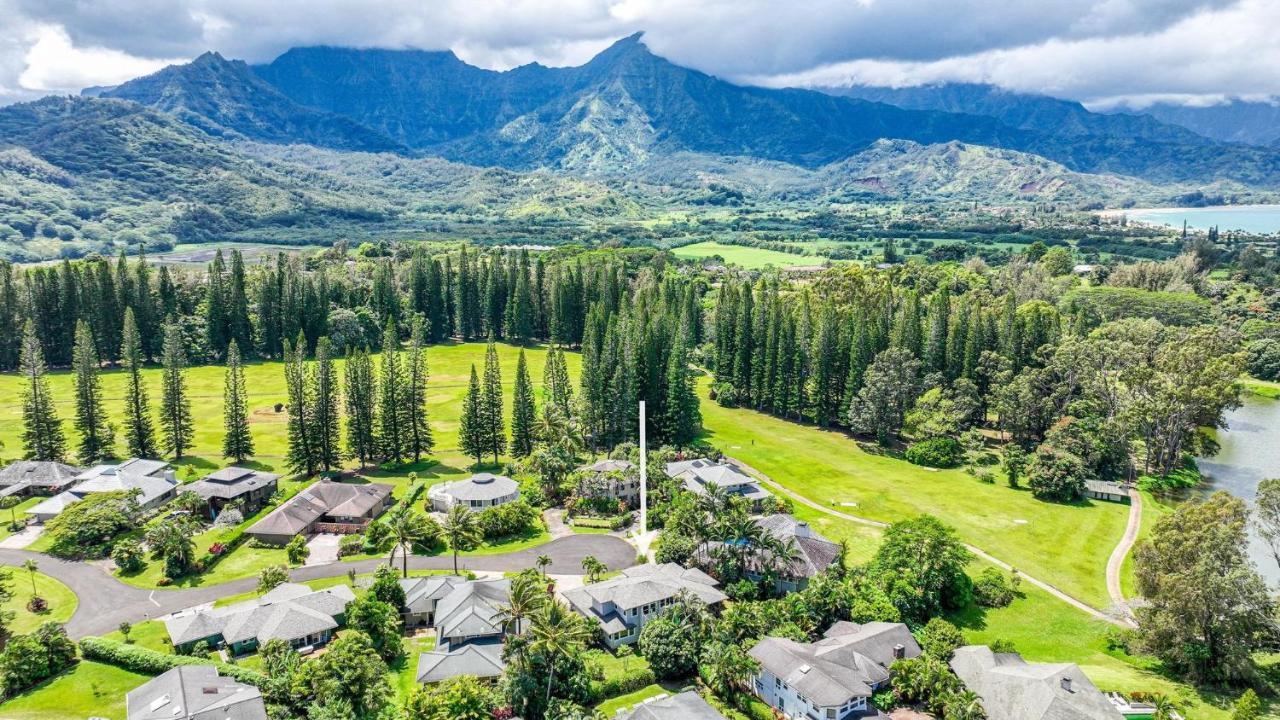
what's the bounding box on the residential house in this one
[399,574,467,627]
[126,665,267,720]
[0,461,82,498]
[26,458,177,521]
[575,459,639,505]
[564,563,728,649]
[165,582,354,656]
[428,473,520,512]
[246,479,393,545]
[665,458,772,510]
[618,691,728,720]
[415,578,513,684]
[1085,480,1130,504]
[693,514,841,593]
[949,645,1124,720]
[188,466,280,520]
[750,621,922,720]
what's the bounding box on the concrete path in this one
[1105,489,1143,620]
[0,525,43,549]
[304,533,341,566]
[0,533,636,639]
[725,456,1136,629]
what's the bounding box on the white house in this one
[563,563,727,649]
[26,458,177,521]
[665,458,772,510]
[750,621,921,720]
[428,473,520,512]
[575,458,640,505]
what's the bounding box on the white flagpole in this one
[639,400,647,536]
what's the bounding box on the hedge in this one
[79,636,265,687]
[589,666,657,703]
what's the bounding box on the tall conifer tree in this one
[227,250,253,357]
[404,318,433,461]
[510,350,535,457]
[206,250,229,360]
[344,347,378,468]
[459,365,485,465]
[222,340,253,462]
[19,321,65,461]
[72,319,111,463]
[663,333,700,447]
[283,333,314,475]
[378,321,407,464]
[121,308,158,458]
[159,318,194,459]
[480,340,506,464]
[311,337,341,472]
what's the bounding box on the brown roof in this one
[188,467,279,501]
[247,480,392,537]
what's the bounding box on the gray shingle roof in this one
[247,480,392,537]
[750,622,921,709]
[694,514,841,580]
[26,490,81,517]
[564,563,727,631]
[189,467,279,501]
[399,575,467,614]
[580,459,636,473]
[949,646,1124,720]
[431,473,519,502]
[73,459,177,506]
[619,691,728,720]
[165,583,354,648]
[0,461,82,489]
[416,640,506,683]
[433,578,511,641]
[126,665,267,720]
[664,458,771,500]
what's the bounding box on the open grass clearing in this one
[697,376,1130,609]
[0,660,149,720]
[0,569,77,634]
[671,241,827,270]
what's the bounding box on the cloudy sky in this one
[1,0,1277,109]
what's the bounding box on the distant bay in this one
[1119,204,1280,234]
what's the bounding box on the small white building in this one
[575,458,640,504]
[428,473,520,512]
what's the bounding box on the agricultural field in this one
[670,241,829,269]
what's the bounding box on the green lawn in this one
[0,569,77,634]
[0,660,149,720]
[697,377,1129,609]
[1242,376,1280,399]
[671,241,826,270]
[594,683,686,716]
[104,617,172,652]
[392,631,437,699]
[0,497,41,541]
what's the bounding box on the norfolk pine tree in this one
[222,340,254,462]
[344,347,378,468]
[312,336,342,473]
[121,308,158,458]
[72,319,111,463]
[480,340,506,464]
[459,365,485,465]
[405,317,434,461]
[20,321,66,461]
[378,321,407,464]
[159,318,194,459]
[283,333,314,475]
[510,350,536,457]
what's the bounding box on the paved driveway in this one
[0,524,43,549]
[305,534,341,566]
[0,533,638,638]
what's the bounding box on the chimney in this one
[1060,677,1073,693]
[794,521,812,539]
[893,644,905,660]
[164,469,176,483]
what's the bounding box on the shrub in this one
[0,623,77,697]
[905,437,964,468]
[918,618,965,660]
[973,567,1019,608]
[111,540,145,573]
[78,636,263,686]
[285,535,309,565]
[1027,444,1087,502]
[588,666,657,703]
[655,532,698,565]
[725,579,758,601]
[338,534,365,558]
[476,500,539,540]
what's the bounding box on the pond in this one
[1197,393,1280,583]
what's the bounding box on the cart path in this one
[0,533,636,639]
[1105,488,1143,620]
[725,456,1136,629]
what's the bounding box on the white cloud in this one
[0,0,1274,107]
[16,24,185,94]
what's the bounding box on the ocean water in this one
[1125,205,1280,234]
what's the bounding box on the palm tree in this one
[529,599,594,708]
[21,559,37,597]
[498,572,548,673]
[1151,694,1179,720]
[536,554,552,578]
[441,503,482,575]
[703,641,759,697]
[698,483,730,518]
[387,507,438,578]
[763,534,802,589]
[944,689,985,720]
[581,555,606,583]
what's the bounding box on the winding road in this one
[0,533,636,639]
[726,456,1139,629]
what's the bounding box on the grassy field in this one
[671,241,827,270]
[1242,376,1280,399]
[0,660,149,720]
[0,570,78,634]
[696,377,1130,609]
